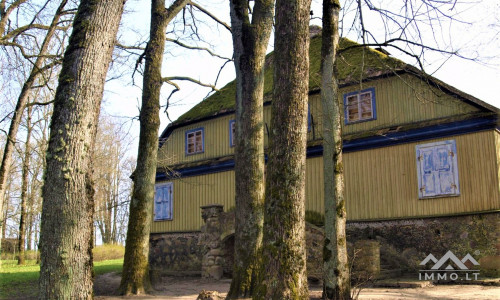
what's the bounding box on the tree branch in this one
[162,76,219,91]
[165,37,232,60]
[188,1,232,32]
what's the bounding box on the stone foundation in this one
[346,212,500,277]
[150,210,500,279]
[149,231,203,276]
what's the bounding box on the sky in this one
[103,0,500,149]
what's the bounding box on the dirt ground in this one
[94,272,500,300]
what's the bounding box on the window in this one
[344,87,376,124]
[185,128,204,155]
[229,120,236,147]
[154,182,173,221]
[416,140,460,199]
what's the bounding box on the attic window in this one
[344,87,376,124]
[416,140,460,199]
[185,128,204,155]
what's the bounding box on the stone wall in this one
[149,231,203,276]
[149,210,499,278]
[346,212,500,277]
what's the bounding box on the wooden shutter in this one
[154,182,173,220]
[416,140,460,198]
[154,185,164,220]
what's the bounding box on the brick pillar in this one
[200,204,224,279]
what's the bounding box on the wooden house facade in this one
[150,35,500,277]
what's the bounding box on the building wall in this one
[495,130,500,199]
[152,130,499,233]
[149,212,500,278]
[342,130,500,220]
[158,74,480,167]
[152,170,235,233]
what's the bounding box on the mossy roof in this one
[173,35,405,125]
[160,34,498,140]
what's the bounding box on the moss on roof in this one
[174,35,406,125]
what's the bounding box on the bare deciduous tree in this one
[321,1,350,299]
[120,0,189,294]
[39,0,125,298]
[226,0,274,298]
[255,0,312,298]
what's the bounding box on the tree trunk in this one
[38,0,125,298]
[255,0,311,298]
[321,1,350,299]
[0,0,67,258]
[119,0,188,295]
[18,105,32,265]
[226,0,273,298]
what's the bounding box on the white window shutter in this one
[416,140,460,199]
[154,182,173,220]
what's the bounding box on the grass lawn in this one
[0,259,123,299]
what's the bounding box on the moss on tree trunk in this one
[39,0,125,298]
[226,0,274,298]
[119,0,189,295]
[255,0,312,298]
[321,1,350,299]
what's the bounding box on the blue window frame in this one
[154,182,173,221]
[229,120,236,147]
[416,140,460,199]
[344,87,376,124]
[185,127,204,155]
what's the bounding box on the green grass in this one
[0,260,40,299]
[94,258,123,276]
[0,258,123,299]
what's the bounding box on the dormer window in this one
[185,128,204,155]
[344,87,376,124]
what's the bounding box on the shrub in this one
[305,210,325,227]
[93,244,125,261]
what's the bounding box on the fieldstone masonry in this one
[150,208,499,279]
[200,204,225,279]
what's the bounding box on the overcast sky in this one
[103,0,500,148]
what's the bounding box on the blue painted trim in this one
[342,116,495,153]
[160,116,497,180]
[229,119,235,147]
[344,87,377,125]
[185,127,204,155]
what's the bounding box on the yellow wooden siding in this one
[153,131,499,232]
[151,170,236,233]
[308,74,481,139]
[159,74,480,166]
[495,130,500,200]
[158,114,236,167]
[342,131,499,220]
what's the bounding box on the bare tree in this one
[120,0,189,295]
[226,0,274,298]
[321,1,350,299]
[0,0,69,256]
[39,0,125,298]
[255,0,312,298]
[94,115,133,245]
[17,104,32,265]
